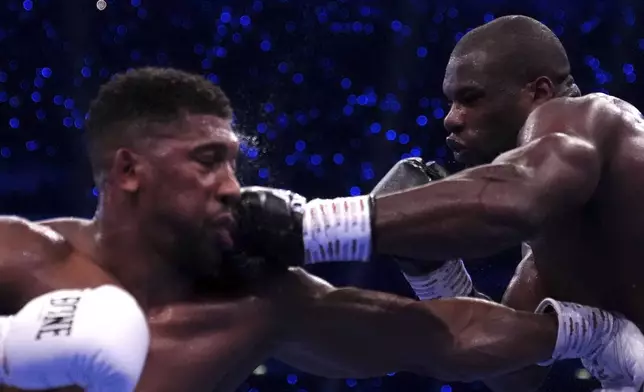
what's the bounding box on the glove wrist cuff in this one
[535,298,616,366]
[303,195,372,264]
[402,259,472,300]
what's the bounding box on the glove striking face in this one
[234,186,307,269]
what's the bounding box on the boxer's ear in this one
[529,76,556,104]
[112,148,143,193]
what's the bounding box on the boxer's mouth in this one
[445,136,466,153]
[212,213,236,230]
[209,214,236,249]
[445,137,470,162]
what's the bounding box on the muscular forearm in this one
[374,163,537,261]
[279,287,555,381]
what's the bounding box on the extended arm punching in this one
[370,99,602,261]
[272,268,557,381]
[271,268,627,383]
[235,101,603,267]
[373,129,601,260]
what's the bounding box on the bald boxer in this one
[236,15,644,391]
[0,67,636,392]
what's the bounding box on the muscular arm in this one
[374,100,603,261]
[272,268,556,381]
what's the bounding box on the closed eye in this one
[191,142,236,169]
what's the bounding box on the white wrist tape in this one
[0,285,150,391]
[402,259,473,300]
[535,298,615,366]
[303,195,372,263]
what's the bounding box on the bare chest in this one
[530,204,644,323]
[136,300,277,392]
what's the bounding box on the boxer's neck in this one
[93,202,196,310]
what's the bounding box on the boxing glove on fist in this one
[234,158,443,266]
[0,286,149,392]
[371,158,446,196]
[371,158,449,275]
[370,159,480,300]
[234,187,307,268]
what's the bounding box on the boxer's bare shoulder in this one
[0,216,74,311]
[519,94,616,142]
[37,216,93,233]
[0,216,71,273]
[0,217,112,313]
[37,217,96,258]
[521,93,642,144]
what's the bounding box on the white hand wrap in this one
[535,298,615,366]
[402,259,473,300]
[303,195,372,263]
[0,285,150,391]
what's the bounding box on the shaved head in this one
[452,15,579,96]
[442,15,580,166]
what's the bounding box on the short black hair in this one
[85,67,233,182]
[453,15,580,97]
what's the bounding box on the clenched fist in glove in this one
[370,159,479,300]
[233,158,446,268]
[234,187,307,269]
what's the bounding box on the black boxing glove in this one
[369,159,476,300]
[370,157,445,273]
[371,157,445,195]
[234,160,488,299]
[233,187,307,269]
[234,159,449,267]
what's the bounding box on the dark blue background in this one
[2,0,642,390]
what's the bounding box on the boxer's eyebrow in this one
[454,85,484,97]
[444,83,481,98]
[191,141,238,159]
[193,141,228,151]
[445,85,485,105]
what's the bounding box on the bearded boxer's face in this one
[133,114,241,276]
[442,50,533,166]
